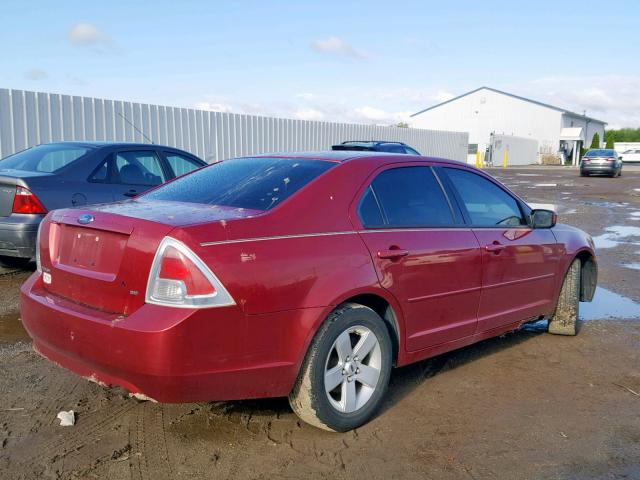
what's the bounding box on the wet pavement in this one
[0,312,29,345]
[0,166,639,479]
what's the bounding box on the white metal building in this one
[410,87,607,165]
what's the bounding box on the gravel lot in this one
[1,166,639,479]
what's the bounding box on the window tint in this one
[378,143,406,154]
[0,144,91,173]
[165,152,202,177]
[90,150,167,186]
[360,166,454,227]
[444,168,524,227]
[585,149,615,157]
[404,147,420,155]
[358,186,384,227]
[143,157,334,211]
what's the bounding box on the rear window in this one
[0,144,91,172]
[143,157,335,211]
[585,149,615,157]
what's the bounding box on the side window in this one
[115,151,166,186]
[358,186,384,227]
[165,152,202,177]
[444,168,525,227]
[358,166,454,228]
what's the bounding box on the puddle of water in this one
[592,225,640,249]
[631,212,640,217]
[0,313,30,345]
[581,287,640,320]
[623,263,640,271]
[516,173,542,177]
[521,287,640,332]
[534,183,558,187]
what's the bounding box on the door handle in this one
[123,190,138,198]
[377,248,409,260]
[485,242,506,253]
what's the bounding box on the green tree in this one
[590,132,600,148]
[605,136,614,149]
[605,128,640,143]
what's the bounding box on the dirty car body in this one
[20,151,597,430]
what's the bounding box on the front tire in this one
[289,303,392,432]
[548,259,580,335]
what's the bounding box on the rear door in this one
[440,166,560,332]
[89,149,169,200]
[161,150,204,178]
[354,164,482,351]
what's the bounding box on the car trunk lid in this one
[40,209,175,315]
[38,201,261,315]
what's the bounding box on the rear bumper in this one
[0,214,43,258]
[20,273,314,402]
[580,164,617,175]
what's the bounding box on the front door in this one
[441,166,559,332]
[355,165,482,352]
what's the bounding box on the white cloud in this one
[310,36,368,59]
[193,96,411,126]
[293,108,325,121]
[25,69,47,81]
[68,23,108,45]
[432,90,455,103]
[521,75,640,128]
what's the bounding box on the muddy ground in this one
[1,166,639,480]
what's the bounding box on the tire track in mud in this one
[27,371,81,435]
[128,403,174,480]
[15,401,136,464]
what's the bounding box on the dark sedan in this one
[331,141,421,155]
[0,142,205,267]
[580,149,622,177]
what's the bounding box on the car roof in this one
[249,150,465,166]
[38,141,192,151]
[341,140,408,146]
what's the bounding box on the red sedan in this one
[20,152,597,431]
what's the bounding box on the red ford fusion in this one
[20,152,597,431]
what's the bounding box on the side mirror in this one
[530,209,557,229]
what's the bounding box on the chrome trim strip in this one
[408,285,482,303]
[483,272,555,290]
[200,226,537,246]
[200,230,358,247]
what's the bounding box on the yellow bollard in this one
[479,152,484,169]
[503,150,508,168]
[475,151,480,168]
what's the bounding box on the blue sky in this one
[1,0,639,127]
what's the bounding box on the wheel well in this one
[575,251,597,302]
[343,294,400,365]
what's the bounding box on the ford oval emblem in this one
[78,214,95,225]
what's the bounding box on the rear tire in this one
[580,171,588,177]
[0,256,32,269]
[548,259,580,336]
[288,303,392,432]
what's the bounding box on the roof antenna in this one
[116,110,154,144]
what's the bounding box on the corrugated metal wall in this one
[0,88,468,162]
[491,134,539,166]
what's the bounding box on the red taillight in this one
[12,186,47,214]
[581,157,589,163]
[158,245,216,296]
[146,237,235,308]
